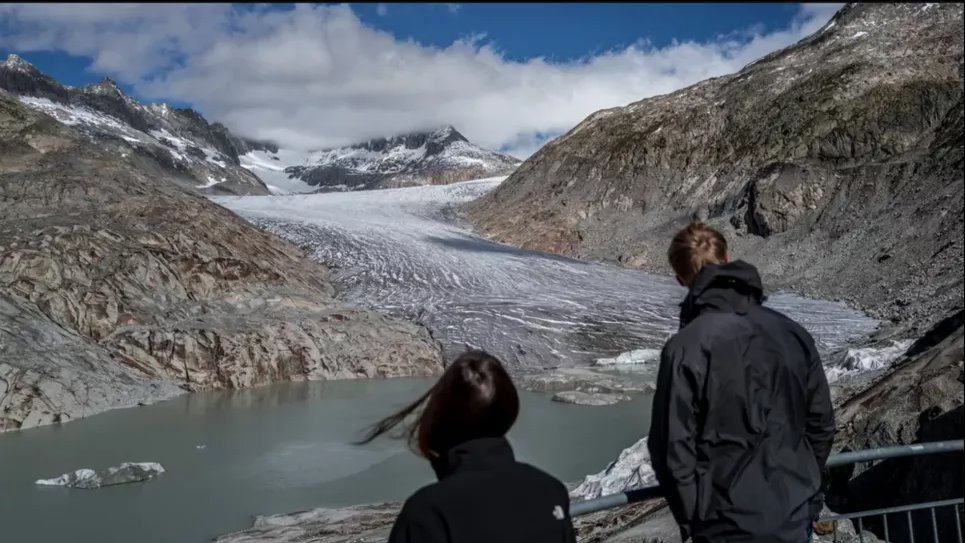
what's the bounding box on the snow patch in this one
[824,339,913,382]
[851,31,869,39]
[197,176,227,189]
[240,149,317,194]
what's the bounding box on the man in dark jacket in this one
[648,223,835,543]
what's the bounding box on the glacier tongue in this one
[214,178,878,371]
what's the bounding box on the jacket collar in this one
[679,260,765,328]
[430,437,516,481]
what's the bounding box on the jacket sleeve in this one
[648,339,705,541]
[562,489,578,543]
[803,333,834,469]
[802,331,834,521]
[387,497,448,543]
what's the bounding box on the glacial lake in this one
[0,377,654,543]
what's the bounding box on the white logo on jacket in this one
[552,505,565,520]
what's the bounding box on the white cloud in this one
[0,3,841,157]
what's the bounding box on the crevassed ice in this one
[213,177,878,371]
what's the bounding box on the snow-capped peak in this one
[2,58,271,195]
[88,77,125,96]
[2,54,36,72]
[263,125,520,193]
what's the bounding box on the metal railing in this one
[570,439,964,541]
[822,499,963,543]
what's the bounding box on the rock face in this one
[469,3,964,331]
[35,462,165,489]
[214,504,400,543]
[827,310,963,542]
[0,92,444,431]
[284,126,520,192]
[0,54,271,196]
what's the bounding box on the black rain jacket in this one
[648,260,834,543]
[388,437,577,543]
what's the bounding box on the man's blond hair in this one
[668,222,728,286]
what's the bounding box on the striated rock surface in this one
[214,504,400,543]
[35,462,165,489]
[468,3,964,332]
[0,92,444,431]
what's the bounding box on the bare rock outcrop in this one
[827,310,963,542]
[0,91,444,431]
[469,3,964,332]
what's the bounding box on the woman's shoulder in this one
[400,479,447,512]
[511,461,571,498]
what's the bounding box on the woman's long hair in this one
[356,350,519,458]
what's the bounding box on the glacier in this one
[213,177,879,372]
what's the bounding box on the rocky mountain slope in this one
[469,2,964,334]
[0,54,272,196]
[0,91,444,431]
[270,126,520,193]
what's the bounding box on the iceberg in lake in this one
[36,462,165,489]
[593,348,661,366]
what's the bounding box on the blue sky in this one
[0,3,839,155]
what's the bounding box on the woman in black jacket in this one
[358,350,577,543]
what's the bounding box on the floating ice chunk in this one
[551,390,631,406]
[197,176,225,189]
[570,437,656,500]
[36,462,165,489]
[593,348,661,366]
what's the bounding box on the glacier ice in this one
[36,462,165,489]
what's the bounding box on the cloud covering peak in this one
[0,3,842,156]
